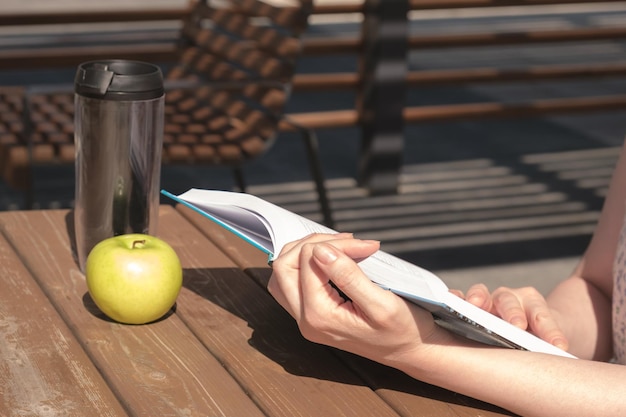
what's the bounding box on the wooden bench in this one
[284,0,626,194]
[0,0,338,227]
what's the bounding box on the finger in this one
[304,242,394,319]
[268,233,355,318]
[297,242,353,317]
[464,283,493,312]
[267,271,294,316]
[492,288,528,329]
[277,232,353,258]
[448,289,465,299]
[299,238,382,316]
[299,239,381,302]
[522,293,569,351]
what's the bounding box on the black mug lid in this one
[74,60,164,101]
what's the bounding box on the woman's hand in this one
[268,233,446,366]
[455,284,569,351]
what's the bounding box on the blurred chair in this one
[0,0,334,226]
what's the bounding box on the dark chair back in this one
[0,0,316,207]
[162,0,312,166]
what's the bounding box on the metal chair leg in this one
[302,131,334,228]
[232,166,247,193]
[295,124,334,228]
[23,185,34,210]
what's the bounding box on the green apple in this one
[85,233,183,324]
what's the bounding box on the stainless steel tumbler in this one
[74,60,164,271]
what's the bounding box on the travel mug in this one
[74,60,164,271]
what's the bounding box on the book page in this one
[166,191,274,255]
[173,189,335,256]
[171,189,444,301]
[360,251,448,300]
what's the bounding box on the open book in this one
[162,188,576,358]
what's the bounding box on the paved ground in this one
[3,2,626,294]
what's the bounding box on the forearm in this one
[270,235,623,416]
[546,275,613,360]
[394,331,625,417]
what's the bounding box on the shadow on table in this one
[81,291,177,324]
[182,265,514,416]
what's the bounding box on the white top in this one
[613,214,626,364]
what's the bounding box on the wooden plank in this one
[0,232,128,417]
[302,25,626,56]
[0,44,178,70]
[405,62,626,85]
[175,204,514,416]
[0,8,190,26]
[408,26,626,49]
[280,93,626,131]
[309,0,626,14]
[3,0,620,25]
[293,72,360,91]
[280,109,359,130]
[160,204,406,417]
[402,94,626,122]
[409,0,626,10]
[0,208,266,417]
[292,62,626,91]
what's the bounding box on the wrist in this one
[384,320,510,389]
[382,324,460,376]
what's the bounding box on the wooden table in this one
[0,205,514,417]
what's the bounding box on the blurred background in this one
[2,0,626,292]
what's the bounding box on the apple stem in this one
[132,239,146,249]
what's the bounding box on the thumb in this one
[309,242,395,313]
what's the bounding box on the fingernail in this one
[553,338,568,351]
[511,317,526,328]
[468,294,483,305]
[314,244,338,264]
